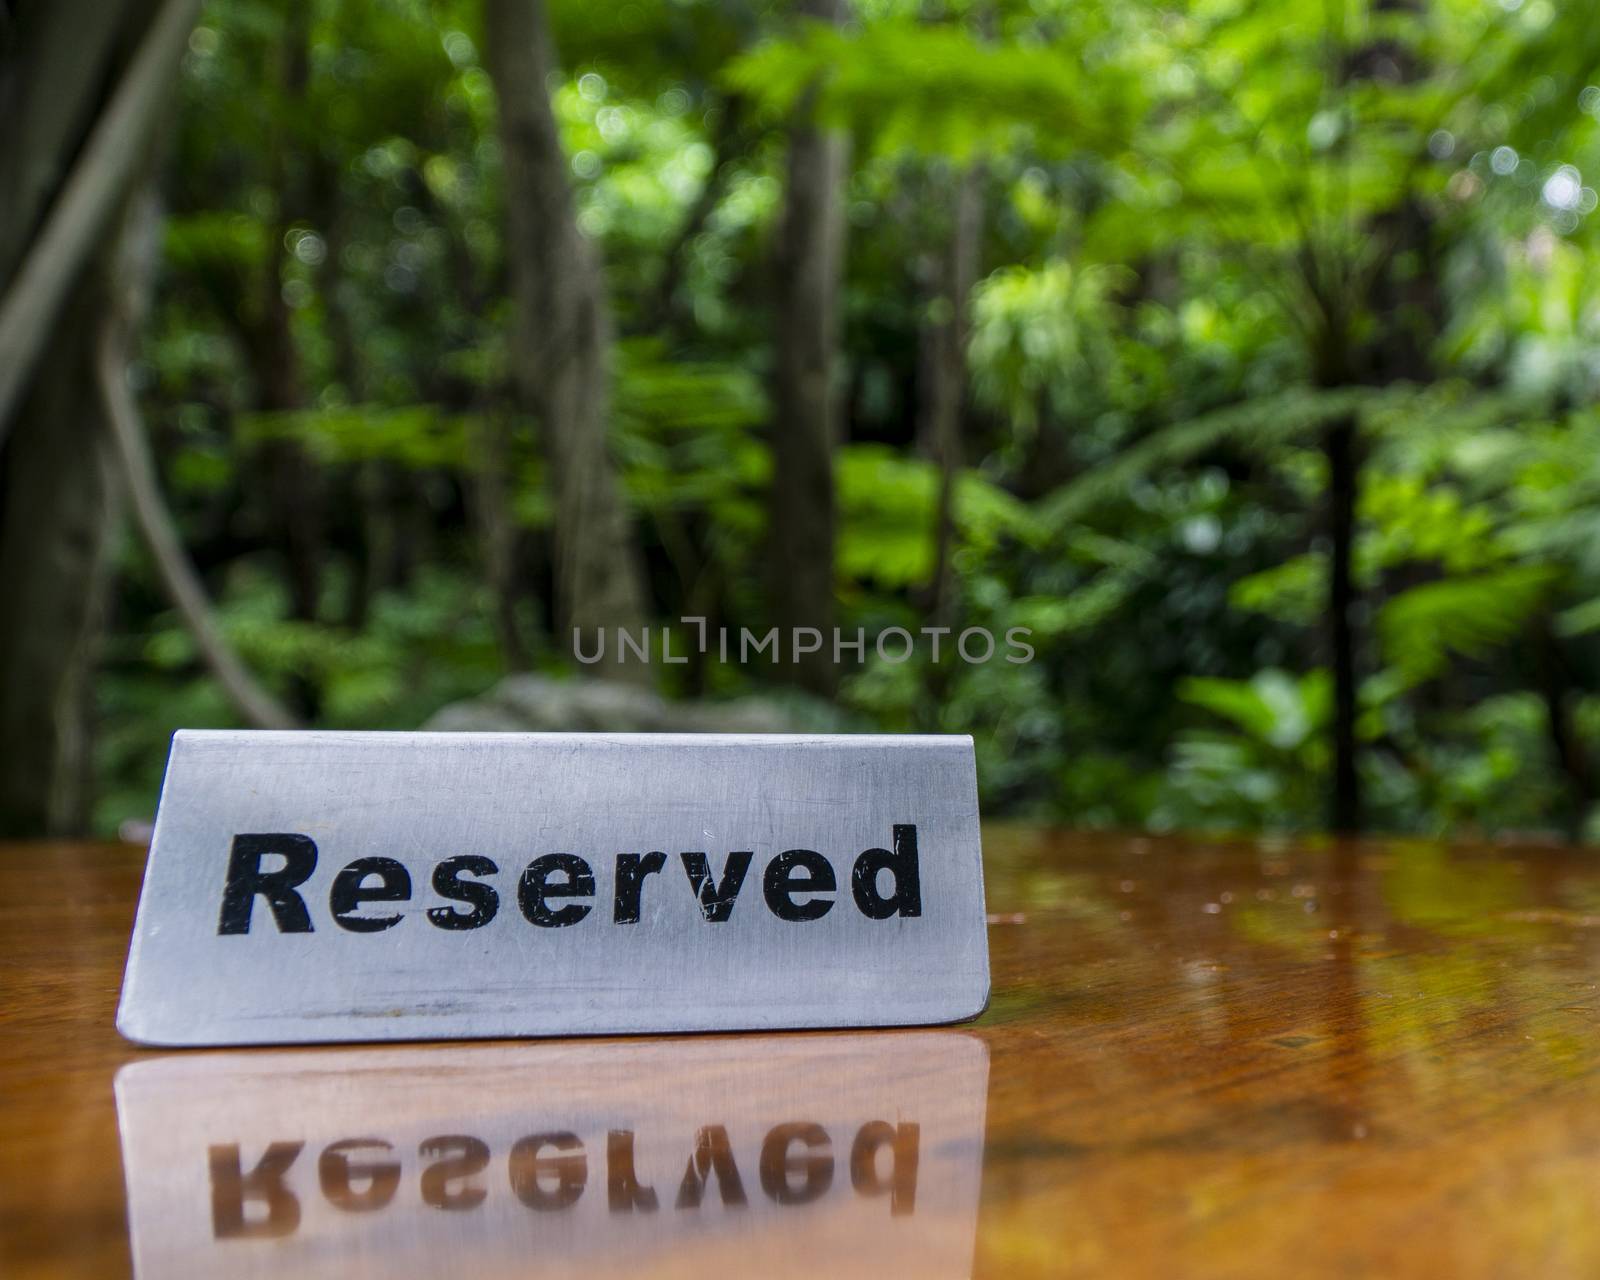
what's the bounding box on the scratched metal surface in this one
[117,731,989,1045]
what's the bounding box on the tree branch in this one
[0,0,201,441]
[96,323,301,731]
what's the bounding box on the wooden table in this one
[3,830,1598,1277]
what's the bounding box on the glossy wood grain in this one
[3,830,1598,1277]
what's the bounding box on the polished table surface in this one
[3,829,1599,1277]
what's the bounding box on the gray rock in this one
[422,674,841,735]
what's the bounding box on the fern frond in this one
[1035,385,1385,531]
[1378,563,1563,683]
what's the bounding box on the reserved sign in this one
[117,731,989,1045]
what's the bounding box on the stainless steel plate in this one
[117,730,989,1045]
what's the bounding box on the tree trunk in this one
[0,0,200,436]
[1324,414,1360,834]
[921,162,984,629]
[257,8,324,644]
[769,0,849,697]
[483,0,648,681]
[471,413,528,670]
[1534,620,1591,840]
[0,0,193,837]
[1312,2,1437,836]
[0,278,122,836]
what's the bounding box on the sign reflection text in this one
[209,1118,919,1238]
[117,1034,987,1278]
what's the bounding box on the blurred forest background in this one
[4,0,1600,841]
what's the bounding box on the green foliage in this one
[726,20,1129,159]
[1231,555,1324,627]
[1379,564,1563,684]
[240,405,472,468]
[1036,385,1383,531]
[1162,670,1333,830]
[835,445,1038,588]
[968,260,1131,433]
[97,564,502,835]
[1183,669,1331,753]
[82,0,1600,845]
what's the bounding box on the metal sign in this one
[117,730,989,1045]
[114,1032,989,1278]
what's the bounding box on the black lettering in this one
[850,1121,920,1215]
[329,857,411,933]
[851,824,922,919]
[509,1132,586,1210]
[675,1126,747,1208]
[318,1139,400,1211]
[680,852,753,923]
[759,1122,833,1204]
[218,834,317,935]
[763,850,836,922]
[607,1130,659,1212]
[209,1141,303,1239]
[420,1135,490,1211]
[427,855,499,930]
[517,855,595,927]
[613,852,667,924]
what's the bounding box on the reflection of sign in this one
[118,731,989,1045]
[115,1034,989,1278]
